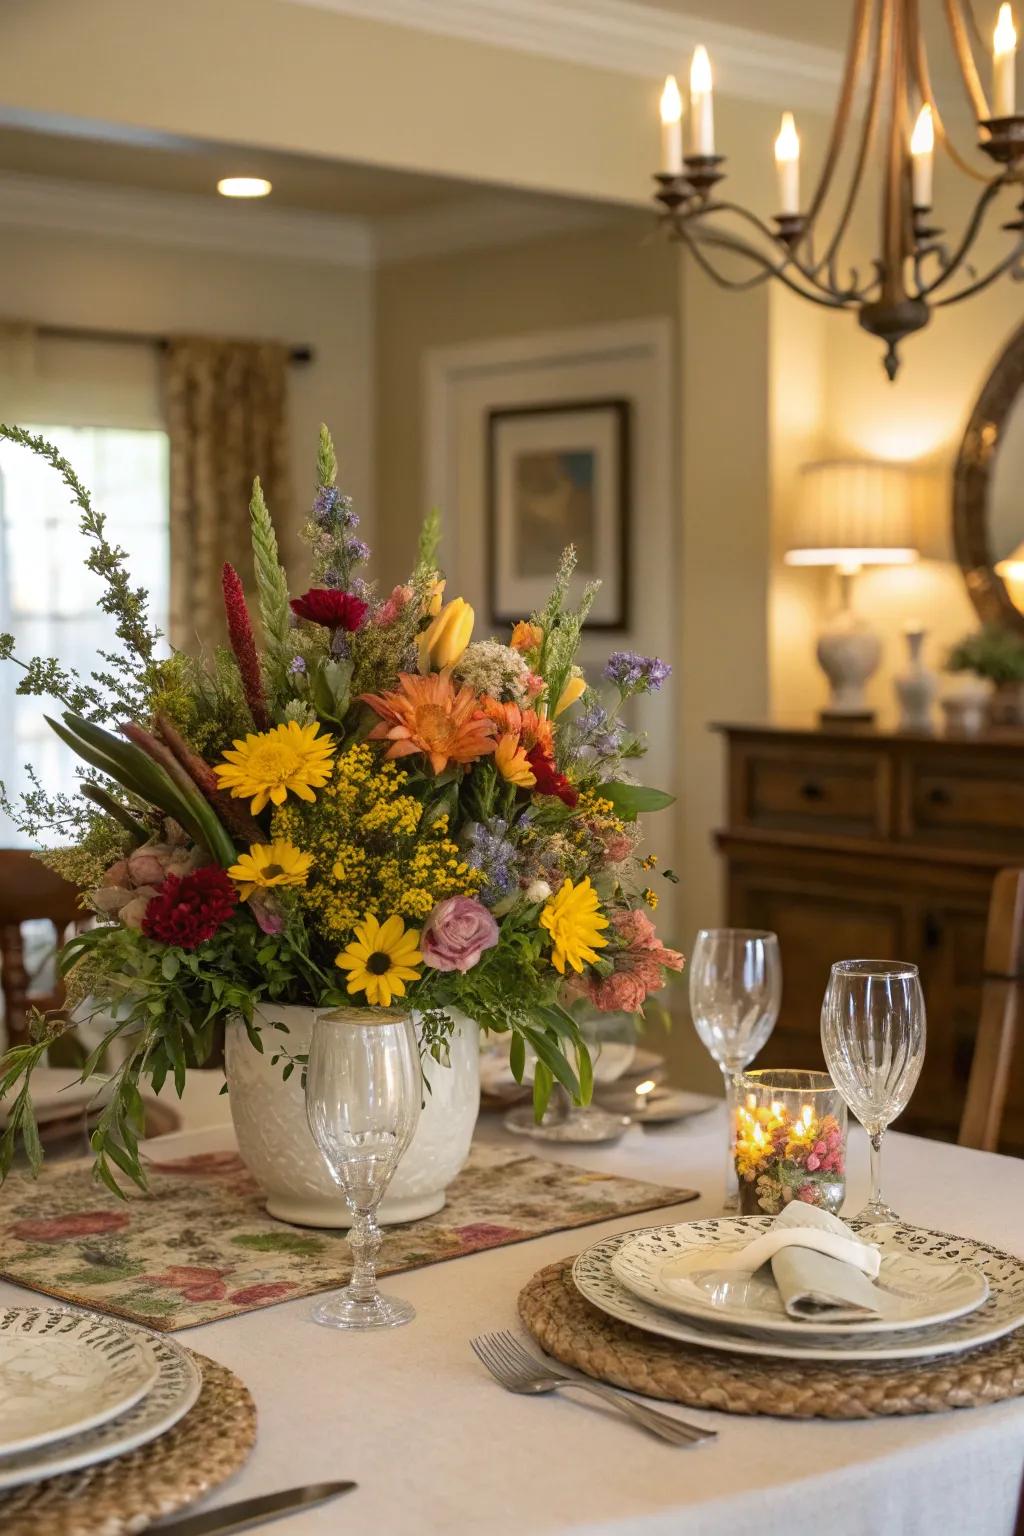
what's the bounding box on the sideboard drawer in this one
[735,745,889,838]
[900,754,1024,851]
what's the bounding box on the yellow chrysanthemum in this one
[214,721,336,815]
[494,731,536,788]
[227,839,312,900]
[539,877,609,974]
[335,913,423,1008]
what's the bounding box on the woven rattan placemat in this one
[0,1353,256,1536]
[519,1258,1024,1419]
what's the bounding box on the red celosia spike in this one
[221,563,270,731]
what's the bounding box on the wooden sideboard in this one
[714,720,1024,1154]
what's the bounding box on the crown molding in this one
[0,169,629,268]
[0,170,377,267]
[286,0,844,110]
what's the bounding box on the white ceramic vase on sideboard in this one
[224,1005,480,1228]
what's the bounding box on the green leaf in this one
[161,952,180,981]
[509,1032,525,1084]
[600,782,676,821]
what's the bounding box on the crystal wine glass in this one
[820,959,925,1224]
[305,1007,421,1329]
[689,929,782,1209]
[504,1004,637,1144]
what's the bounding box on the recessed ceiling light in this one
[217,177,272,199]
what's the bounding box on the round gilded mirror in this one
[954,320,1024,634]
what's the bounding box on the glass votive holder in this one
[733,1069,847,1216]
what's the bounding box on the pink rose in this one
[421,897,499,973]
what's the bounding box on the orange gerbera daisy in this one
[479,698,554,757]
[359,670,496,775]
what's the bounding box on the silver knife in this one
[152,1481,357,1536]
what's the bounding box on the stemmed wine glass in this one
[821,959,926,1224]
[689,929,782,1209]
[305,1008,421,1329]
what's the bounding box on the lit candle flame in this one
[634,1079,657,1097]
[660,74,683,125]
[774,111,800,164]
[996,3,1017,57]
[690,44,712,95]
[746,1092,757,1110]
[911,103,935,156]
[801,1104,814,1129]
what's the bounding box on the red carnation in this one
[290,589,368,631]
[525,743,579,808]
[142,866,238,951]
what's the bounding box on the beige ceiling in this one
[639,0,850,50]
[0,123,483,217]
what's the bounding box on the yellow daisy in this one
[335,913,423,1008]
[214,720,336,815]
[539,877,610,974]
[227,839,312,901]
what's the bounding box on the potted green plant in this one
[946,626,1024,727]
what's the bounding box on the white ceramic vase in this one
[894,626,938,731]
[224,1005,480,1228]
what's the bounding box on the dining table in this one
[1,1081,1022,1536]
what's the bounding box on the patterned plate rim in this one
[572,1225,1024,1364]
[610,1218,990,1336]
[0,1308,160,1457]
[0,1320,202,1491]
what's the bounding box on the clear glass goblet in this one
[689,928,782,1210]
[305,1007,421,1330]
[820,959,925,1224]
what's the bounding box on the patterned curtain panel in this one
[164,337,290,652]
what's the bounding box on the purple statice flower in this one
[289,655,307,675]
[344,537,371,565]
[323,568,342,589]
[463,819,517,906]
[576,702,625,756]
[313,485,358,530]
[603,651,672,694]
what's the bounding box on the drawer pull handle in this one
[799,781,825,802]
[927,786,952,807]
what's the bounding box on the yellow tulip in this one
[554,673,587,717]
[418,597,474,672]
[427,577,446,617]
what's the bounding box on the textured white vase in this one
[894,626,938,731]
[817,609,882,718]
[224,1005,480,1228]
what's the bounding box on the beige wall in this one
[0,226,374,574]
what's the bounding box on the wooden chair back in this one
[958,867,1024,1153]
[0,851,83,1051]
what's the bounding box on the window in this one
[0,425,170,844]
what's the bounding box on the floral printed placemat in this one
[0,1143,696,1330]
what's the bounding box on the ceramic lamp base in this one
[816,608,881,721]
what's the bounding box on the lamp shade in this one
[785,459,919,572]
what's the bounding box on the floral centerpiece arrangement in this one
[0,423,682,1195]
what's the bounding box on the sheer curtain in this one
[163,337,291,652]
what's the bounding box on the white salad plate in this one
[610,1218,990,1336]
[573,1226,1024,1363]
[0,1308,160,1457]
[0,1322,201,1490]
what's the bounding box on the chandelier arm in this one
[679,230,856,310]
[910,1,990,183]
[931,238,1024,306]
[802,0,875,233]
[879,0,912,302]
[914,178,1007,296]
[944,0,992,120]
[685,200,877,301]
[814,0,889,283]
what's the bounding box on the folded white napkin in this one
[660,1203,895,1323]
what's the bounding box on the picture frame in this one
[487,398,630,630]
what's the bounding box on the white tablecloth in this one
[2,1092,1023,1536]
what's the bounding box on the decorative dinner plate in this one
[573,1226,1024,1363]
[0,1308,159,1457]
[610,1218,989,1336]
[0,1326,201,1490]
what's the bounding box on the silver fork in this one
[470,1330,716,1445]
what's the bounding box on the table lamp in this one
[785,460,918,720]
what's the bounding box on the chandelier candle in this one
[660,75,684,175]
[774,112,800,216]
[689,46,714,156]
[910,104,935,208]
[995,4,1018,118]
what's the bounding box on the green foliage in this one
[947,625,1024,685]
[533,546,600,723]
[317,422,337,488]
[249,477,292,702]
[600,782,676,821]
[414,507,441,582]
